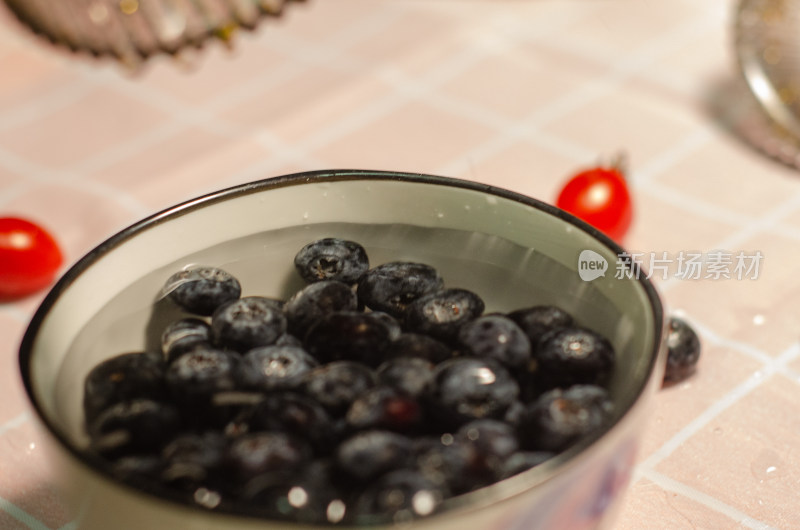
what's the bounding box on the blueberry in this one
[164,266,241,316]
[211,297,287,353]
[458,315,531,369]
[383,333,453,364]
[240,345,318,391]
[240,463,347,524]
[294,238,369,284]
[83,352,166,425]
[161,318,212,363]
[335,430,414,482]
[366,311,403,341]
[534,327,615,388]
[226,432,312,482]
[88,399,182,458]
[301,361,377,415]
[353,469,446,522]
[405,288,485,342]
[414,437,488,494]
[274,333,304,347]
[663,316,701,385]
[507,305,574,344]
[304,312,393,366]
[283,281,357,337]
[499,451,555,479]
[456,419,519,465]
[357,262,444,318]
[427,358,519,427]
[165,346,241,414]
[244,392,337,450]
[160,431,228,491]
[377,358,435,398]
[518,385,614,452]
[346,386,422,433]
[111,454,164,482]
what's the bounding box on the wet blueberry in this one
[211,297,287,353]
[164,346,241,419]
[499,451,555,479]
[366,311,403,341]
[304,311,393,366]
[353,469,446,522]
[161,318,212,363]
[414,437,488,494]
[164,266,241,316]
[294,238,369,285]
[377,358,435,398]
[226,432,312,483]
[88,399,182,458]
[111,454,164,482]
[518,385,614,453]
[346,386,422,433]
[244,392,337,450]
[456,419,519,467]
[160,431,228,491]
[458,315,531,369]
[427,358,519,428]
[357,262,444,318]
[405,288,485,342]
[83,352,166,425]
[283,280,358,337]
[383,333,453,364]
[507,305,574,344]
[301,361,377,415]
[534,327,615,388]
[240,345,318,391]
[663,316,701,385]
[335,430,414,483]
[240,463,348,524]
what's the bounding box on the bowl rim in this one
[18,169,664,526]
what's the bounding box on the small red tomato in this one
[556,162,633,242]
[0,217,63,300]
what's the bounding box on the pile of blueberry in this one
[82,238,618,525]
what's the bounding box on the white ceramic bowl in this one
[20,170,665,530]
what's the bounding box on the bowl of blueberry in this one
[20,170,666,529]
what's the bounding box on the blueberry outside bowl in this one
[19,170,666,530]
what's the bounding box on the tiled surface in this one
[0,0,797,528]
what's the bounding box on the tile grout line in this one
[0,411,30,436]
[0,495,50,530]
[636,468,777,530]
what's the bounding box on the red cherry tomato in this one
[0,217,63,300]
[556,164,633,242]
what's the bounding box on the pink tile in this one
[139,36,291,105]
[639,344,761,459]
[440,46,605,120]
[655,374,800,529]
[453,139,576,202]
[615,477,743,529]
[130,136,275,210]
[220,64,360,129]
[665,231,798,357]
[0,47,79,109]
[312,100,495,174]
[625,192,740,255]
[0,165,23,187]
[540,81,702,166]
[0,422,71,528]
[0,314,28,424]
[653,140,800,218]
[3,183,141,262]
[265,0,376,42]
[88,127,231,192]
[0,88,167,169]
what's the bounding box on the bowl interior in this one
[23,171,661,491]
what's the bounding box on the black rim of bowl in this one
[19,169,664,526]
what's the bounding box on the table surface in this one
[1,1,798,528]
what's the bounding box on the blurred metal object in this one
[735,0,800,167]
[2,0,304,67]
